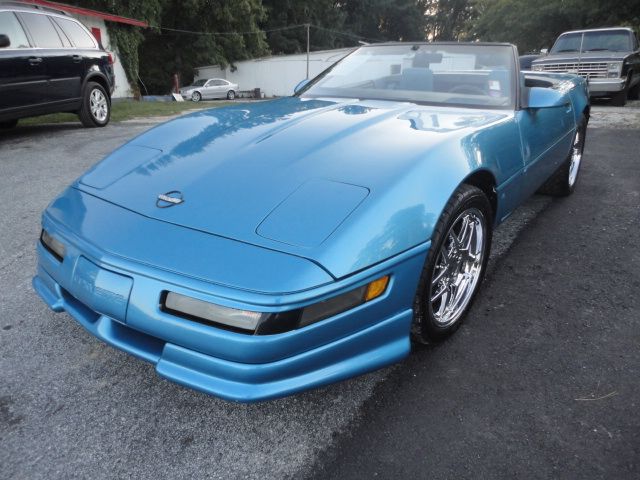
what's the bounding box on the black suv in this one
[0,2,115,128]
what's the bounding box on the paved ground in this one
[309,128,640,479]
[0,104,637,479]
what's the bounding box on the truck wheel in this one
[79,82,110,127]
[611,80,629,106]
[0,119,18,129]
[629,81,640,100]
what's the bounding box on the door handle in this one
[28,56,43,65]
[72,55,82,63]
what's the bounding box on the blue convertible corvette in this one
[34,43,589,402]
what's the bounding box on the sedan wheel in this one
[412,184,492,343]
[227,90,235,100]
[192,91,202,102]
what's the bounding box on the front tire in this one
[537,115,587,197]
[79,82,110,128]
[412,184,493,344]
[191,91,202,102]
[611,85,628,106]
[0,119,18,129]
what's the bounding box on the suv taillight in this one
[107,52,114,65]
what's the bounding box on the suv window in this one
[19,12,62,48]
[0,11,30,48]
[54,17,95,48]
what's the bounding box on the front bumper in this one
[33,212,426,402]
[588,77,627,95]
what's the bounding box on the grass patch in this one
[20,100,237,126]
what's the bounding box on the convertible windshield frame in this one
[296,42,520,111]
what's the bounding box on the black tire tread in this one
[79,82,110,128]
[537,115,586,197]
[411,184,493,344]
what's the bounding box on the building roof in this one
[19,0,148,27]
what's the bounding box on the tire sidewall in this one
[413,186,493,342]
[567,118,587,193]
[82,82,110,127]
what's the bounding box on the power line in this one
[154,23,382,44]
[310,25,384,44]
[156,24,308,36]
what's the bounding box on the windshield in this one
[298,44,516,109]
[551,30,632,53]
[191,79,207,87]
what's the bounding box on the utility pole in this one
[306,23,310,79]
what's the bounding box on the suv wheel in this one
[0,119,18,129]
[79,82,110,127]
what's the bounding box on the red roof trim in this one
[22,0,149,27]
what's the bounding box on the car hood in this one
[75,97,508,277]
[533,51,630,64]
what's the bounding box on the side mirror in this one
[524,86,567,109]
[540,48,548,55]
[0,35,10,48]
[293,79,310,94]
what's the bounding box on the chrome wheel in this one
[227,90,235,100]
[89,88,108,122]
[192,91,201,102]
[429,208,486,327]
[568,129,582,187]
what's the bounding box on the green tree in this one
[469,0,640,53]
[261,0,346,54]
[139,0,269,93]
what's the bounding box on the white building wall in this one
[72,15,133,98]
[196,48,354,97]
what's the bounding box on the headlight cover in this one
[607,62,623,78]
[41,229,65,261]
[162,275,390,335]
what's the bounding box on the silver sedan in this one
[180,78,238,101]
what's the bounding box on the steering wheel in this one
[448,85,486,96]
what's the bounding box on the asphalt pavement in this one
[0,110,638,479]
[309,127,640,479]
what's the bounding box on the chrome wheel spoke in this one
[428,208,486,327]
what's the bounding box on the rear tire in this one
[412,184,493,344]
[79,82,110,128]
[0,119,18,129]
[537,115,587,197]
[227,90,235,100]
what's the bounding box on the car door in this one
[0,10,45,113]
[216,80,230,98]
[515,94,575,196]
[17,11,77,105]
[52,16,99,102]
